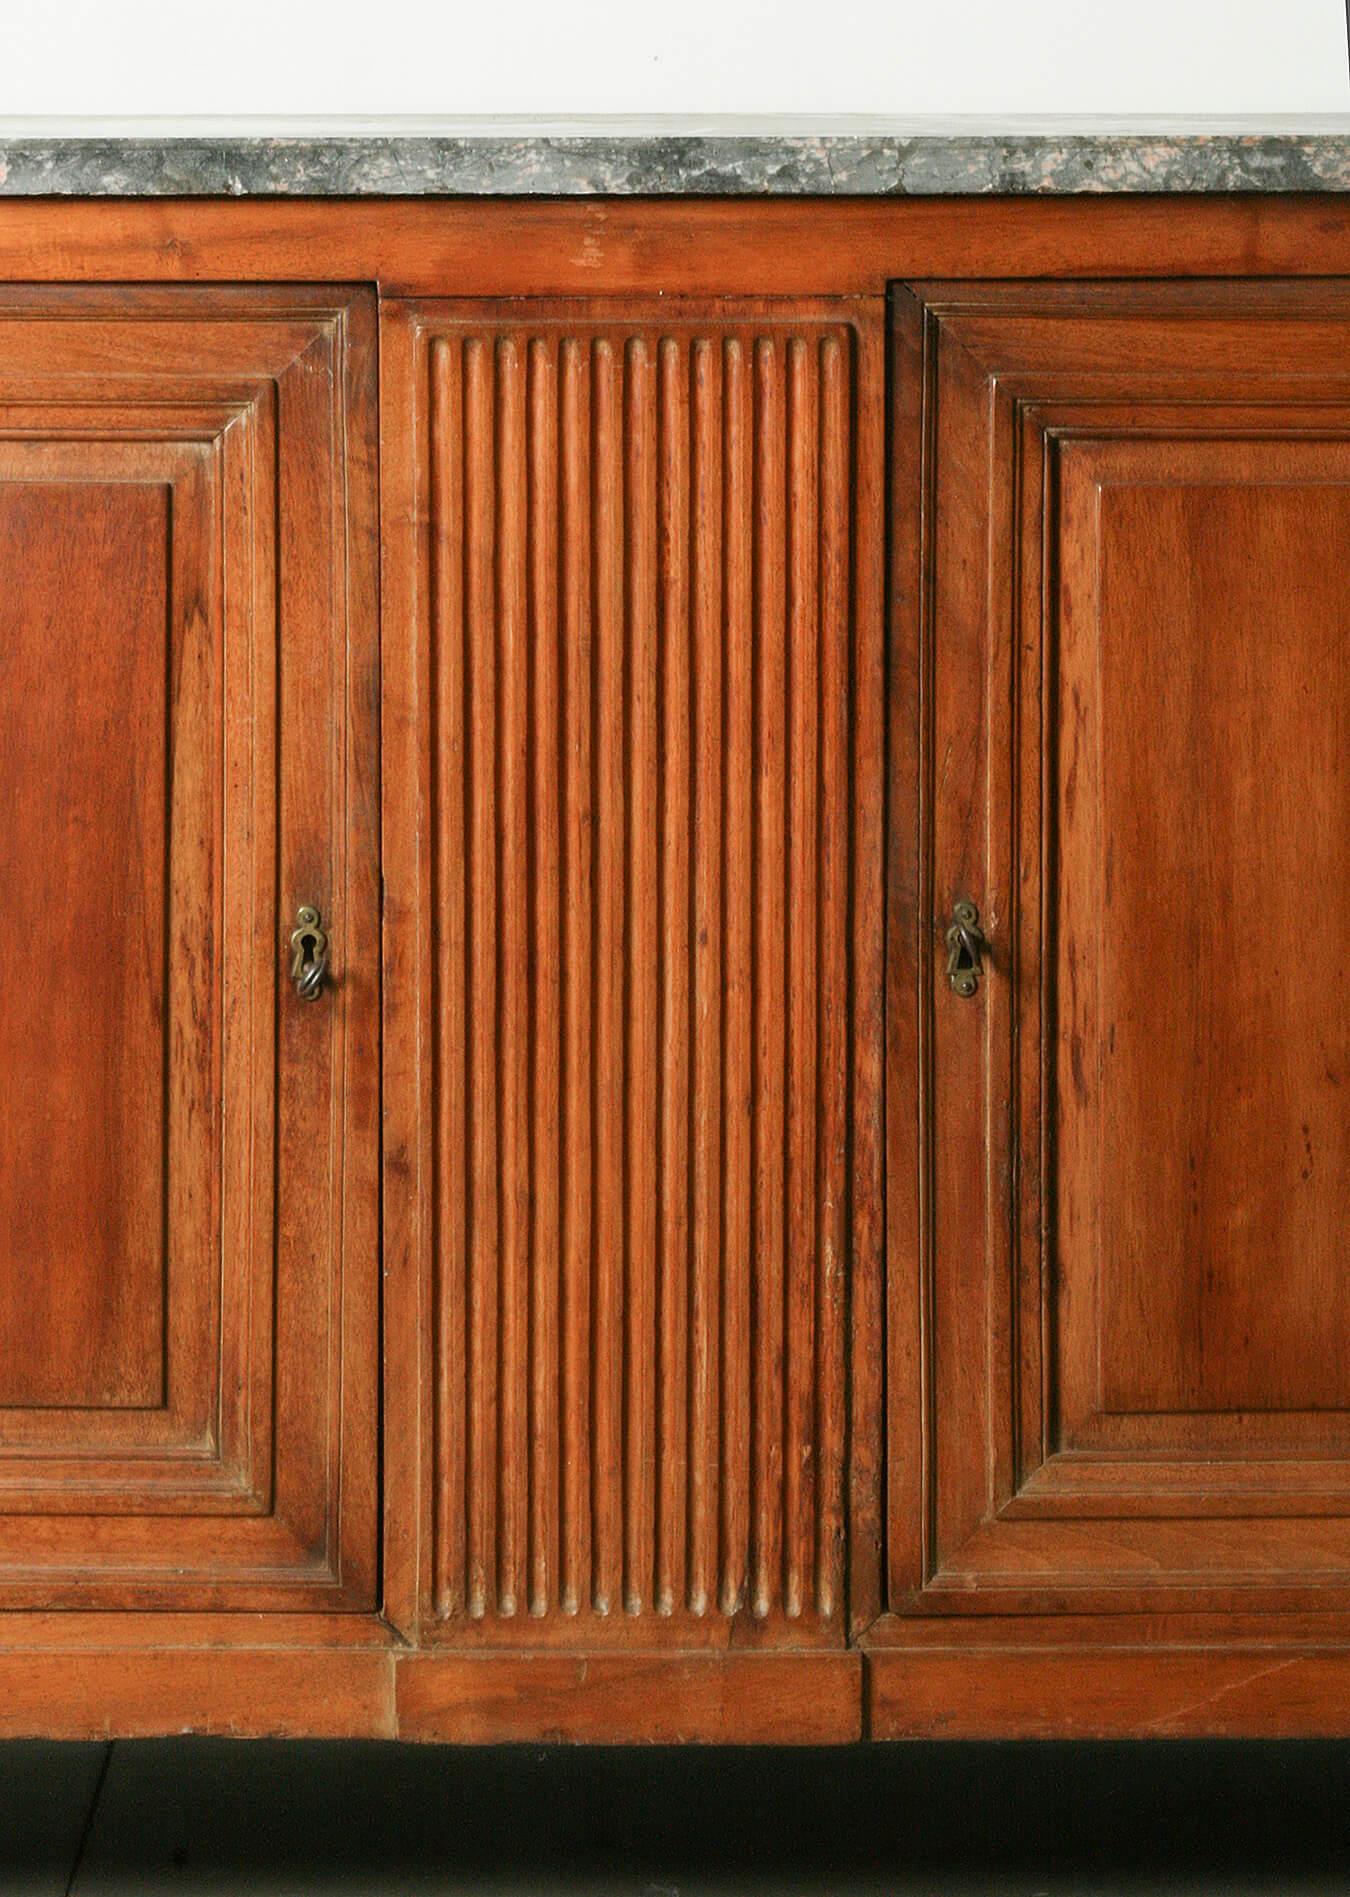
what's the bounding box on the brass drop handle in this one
[289,905,330,1002]
[944,899,987,998]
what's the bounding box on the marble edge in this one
[0,129,1348,195]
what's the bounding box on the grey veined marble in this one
[0,117,1347,196]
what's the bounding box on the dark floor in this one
[2,1736,1348,1894]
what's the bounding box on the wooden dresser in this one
[0,150,1346,1740]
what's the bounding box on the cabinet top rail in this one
[0,116,1346,196]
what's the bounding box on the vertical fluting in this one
[785,335,820,1618]
[687,334,724,1615]
[496,335,529,1617]
[591,336,625,1617]
[463,334,499,1618]
[431,316,854,1631]
[815,330,851,1618]
[430,337,467,1619]
[558,336,594,1615]
[750,336,786,1621]
[655,336,691,1617]
[720,334,753,1615]
[527,336,561,1618]
[624,337,659,1614]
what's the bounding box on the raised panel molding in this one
[0,426,261,1520]
[0,474,175,1418]
[383,299,886,1645]
[887,280,1350,1619]
[0,290,379,1606]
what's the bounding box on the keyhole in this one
[945,900,984,998]
[291,906,328,1000]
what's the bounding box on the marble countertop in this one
[0,117,1346,196]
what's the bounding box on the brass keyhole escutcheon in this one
[944,899,987,998]
[289,905,330,1002]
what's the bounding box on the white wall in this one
[3,0,1347,116]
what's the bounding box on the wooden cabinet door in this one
[889,281,1350,1618]
[0,288,378,1609]
[382,298,886,1645]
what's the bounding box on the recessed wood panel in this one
[1063,455,1348,1424]
[0,289,378,1607]
[0,482,170,1410]
[383,298,886,1644]
[889,280,1350,1618]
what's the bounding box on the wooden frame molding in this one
[5,1630,1350,1740]
[886,276,1350,1624]
[865,1619,1350,1740]
[0,196,1348,295]
[0,1628,861,1744]
[0,285,380,1611]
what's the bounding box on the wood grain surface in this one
[0,288,380,1608]
[381,298,886,1646]
[886,278,1350,1623]
[0,206,1344,1740]
[0,197,1347,295]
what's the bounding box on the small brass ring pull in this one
[944,899,987,998]
[289,905,330,1002]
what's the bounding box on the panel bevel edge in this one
[0,424,255,1511]
[882,283,940,1616]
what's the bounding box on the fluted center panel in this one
[422,305,866,1641]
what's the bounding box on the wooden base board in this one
[864,1617,1350,1740]
[5,1622,1350,1741]
[867,1648,1350,1741]
[0,1650,396,1741]
[0,1642,860,1744]
[397,1653,861,1745]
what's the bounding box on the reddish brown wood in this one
[0,1636,860,1742]
[866,1608,1350,1648]
[396,1652,862,1743]
[848,281,888,1639]
[381,297,886,1647]
[0,481,169,1410]
[0,1651,396,1739]
[0,206,1345,1741]
[15,1627,1350,1741]
[0,1613,395,1649]
[888,278,1350,1623]
[1061,454,1343,1425]
[867,1644,1350,1741]
[0,198,1347,295]
[0,287,379,1609]
[379,291,430,1641]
